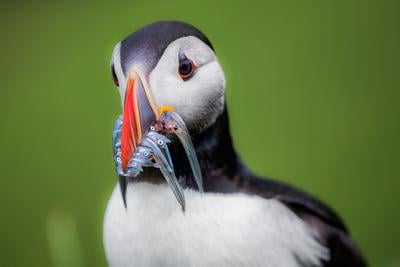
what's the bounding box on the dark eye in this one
[111,64,119,87]
[178,52,196,81]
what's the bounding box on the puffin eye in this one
[178,52,196,81]
[111,64,119,87]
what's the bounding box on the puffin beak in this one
[120,68,160,171]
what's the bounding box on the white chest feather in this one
[103,182,329,267]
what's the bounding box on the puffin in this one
[103,21,366,267]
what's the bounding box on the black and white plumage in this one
[104,21,366,267]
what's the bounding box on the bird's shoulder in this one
[237,173,367,267]
[241,174,347,232]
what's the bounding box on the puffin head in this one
[111,21,226,152]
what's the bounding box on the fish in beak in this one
[115,68,203,210]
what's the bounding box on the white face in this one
[111,36,226,132]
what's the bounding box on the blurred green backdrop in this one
[0,0,399,266]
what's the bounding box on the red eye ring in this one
[178,53,197,81]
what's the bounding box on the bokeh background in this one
[0,0,399,266]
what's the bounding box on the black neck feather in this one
[169,105,244,192]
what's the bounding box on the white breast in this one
[103,182,329,267]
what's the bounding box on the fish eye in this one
[178,52,196,81]
[144,151,149,157]
[157,140,164,146]
[116,157,121,163]
[150,126,155,131]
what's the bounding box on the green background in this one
[0,0,399,266]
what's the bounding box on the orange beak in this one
[120,68,160,171]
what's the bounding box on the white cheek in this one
[149,61,225,130]
[111,42,127,106]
